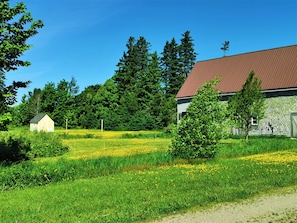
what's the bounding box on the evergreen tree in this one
[136,51,161,111]
[161,38,182,97]
[179,30,197,78]
[133,37,152,111]
[27,88,42,116]
[114,36,154,129]
[114,36,138,95]
[161,31,197,99]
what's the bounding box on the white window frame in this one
[251,116,258,126]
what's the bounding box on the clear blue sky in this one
[7,0,297,103]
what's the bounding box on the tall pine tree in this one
[161,38,182,98]
[114,36,138,95]
[179,30,197,78]
[114,36,157,129]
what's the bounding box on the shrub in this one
[0,131,68,164]
[26,132,68,158]
[164,123,176,134]
[0,135,30,164]
[171,79,227,159]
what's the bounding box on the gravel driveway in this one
[153,187,297,223]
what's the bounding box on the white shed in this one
[30,113,54,132]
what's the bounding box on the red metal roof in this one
[176,45,297,99]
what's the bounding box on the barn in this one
[176,45,297,137]
[30,113,55,132]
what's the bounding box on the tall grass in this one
[0,150,296,222]
[62,137,170,160]
[217,136,297,158]
[0,151,172,191]
[1,130,297,222]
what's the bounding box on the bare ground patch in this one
[153,187,297,223]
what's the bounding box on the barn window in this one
[251,116,258,126]
[178,112,187,121]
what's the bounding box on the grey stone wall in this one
[177,94,297,137]
[250,95,297,137]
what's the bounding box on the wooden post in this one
[101,119,104,132]
[66,118,68,134]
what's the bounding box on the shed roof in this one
[30,113,48,123]
[176,45,297,99]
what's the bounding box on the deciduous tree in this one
[0,0,43,130]
[228,71,265,142]
[171,78,227,159]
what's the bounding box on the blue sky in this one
[7,0,297,103]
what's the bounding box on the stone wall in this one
[250,95,297,137]
[177,94,297,137]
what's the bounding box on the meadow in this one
[1,130,297,222]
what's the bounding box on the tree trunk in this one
[245,129,249,142]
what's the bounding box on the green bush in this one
[0,131,68,164]
[26,132,68,158]
[171,79,227,159]
[0,135,30,164]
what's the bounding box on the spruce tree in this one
[161,38,182,98]
[114,36,138,95]
[179,30,197,78]
[114,36,153,129]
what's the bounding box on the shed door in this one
[291,113,297,138]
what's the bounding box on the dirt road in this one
[153,187,297,223]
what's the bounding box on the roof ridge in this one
[30,113,48,123]
[197,44,297,63]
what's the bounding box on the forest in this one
[10,31,197,130]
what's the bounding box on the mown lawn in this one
[1,130,297,222]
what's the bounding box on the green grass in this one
[217,136,297,158]
[1,130,297,222]
[1,155,297,222]
[0,151,172,190]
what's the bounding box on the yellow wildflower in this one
[239,151,297,164]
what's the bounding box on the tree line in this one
[10,31,197,130]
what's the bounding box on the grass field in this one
[1,130,297,222]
